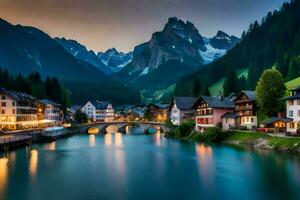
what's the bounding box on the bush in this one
[177,120,195,137]
[202,127,222,141]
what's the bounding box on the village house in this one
[81,100,114,122]
[170,97,198,125]
[146,103,169,122]
[195,96,234,132]
[0,89,38,131]
[233,90,258,130]
[36,99,63,123]
[66,105,82,121]
[281,86,300,134]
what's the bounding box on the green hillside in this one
[285,77,300,90]
[175,0,300,97]
[209,68,249,96]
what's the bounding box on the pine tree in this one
[223,69,239,96]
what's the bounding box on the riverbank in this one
[166,122,300,153]
[222,131,300,153]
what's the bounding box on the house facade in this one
[170,97,198,125]
[195,96,234,132]
[0,89,38,131]
[81,100,114,122]
[282,86,300,133]
[37,99,63,122]
[147,103,169,122]
[233,90,258,130]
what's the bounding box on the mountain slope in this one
[55,37,113,74]
[97,48,133,72]
[0,18,140,104]
[116,17,240,101]
[0,19,107,82]
[175,0,300,96]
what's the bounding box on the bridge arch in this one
[79,122,165,135]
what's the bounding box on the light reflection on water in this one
[29,149,38,177]
[0,157,8,198]
[1,132,300,200]
[89,134,96,147]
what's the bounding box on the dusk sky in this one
[0,0,288,52]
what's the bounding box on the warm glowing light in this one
[45,142,56,150]
[89,134,96,147]
[114,133,123,147]
[104,134,113,146]
[0,157,8,198]
[29,149,38,177]
[88,127,99,134]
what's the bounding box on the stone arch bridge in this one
[67,121,166,135]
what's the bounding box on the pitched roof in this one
[68,105,81,113]
[262,117,293,125]
[242,90,256,100]
[40,99,60,106]
[0,89,35,101]
[173,97,199,110]
[90,100,112,110]
[149,103,170,109]
[281,94,300,101]
[221,112,239,119]
[200,96,234,109]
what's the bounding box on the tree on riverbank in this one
[256,68,286,116]
[74,110,88,123]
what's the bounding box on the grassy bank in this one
[166,121,300,153]
[223,131,300,152]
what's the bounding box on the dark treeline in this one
[175,0,300,96]
[0,68,71,111]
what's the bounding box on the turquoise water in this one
[1,128,300,200]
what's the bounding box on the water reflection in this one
[104,133,123,147]
[29,149,38,177]
[0,157,8,198]
[44,142,56,150]
[114,133,123,147]
[195,143,214,191]
[154,131,162,146]
[89,134,96,147]
[104,134,113,146]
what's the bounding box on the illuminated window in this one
[2,110,5,114]
[12,109,15,114]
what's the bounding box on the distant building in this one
[0,89,38,130]
[81,100,114,122]
[233,90,258,130]
[147,103,169,122]
[195,96,234,132]
[170,97,198,125]
[67,105,82,121]
[36,99,63,122]
[281,86,300,133]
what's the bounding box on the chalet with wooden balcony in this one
[281,85,300,134]
[195,96,234,132]
[233,90,257,129]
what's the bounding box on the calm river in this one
[0,127,300,200]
